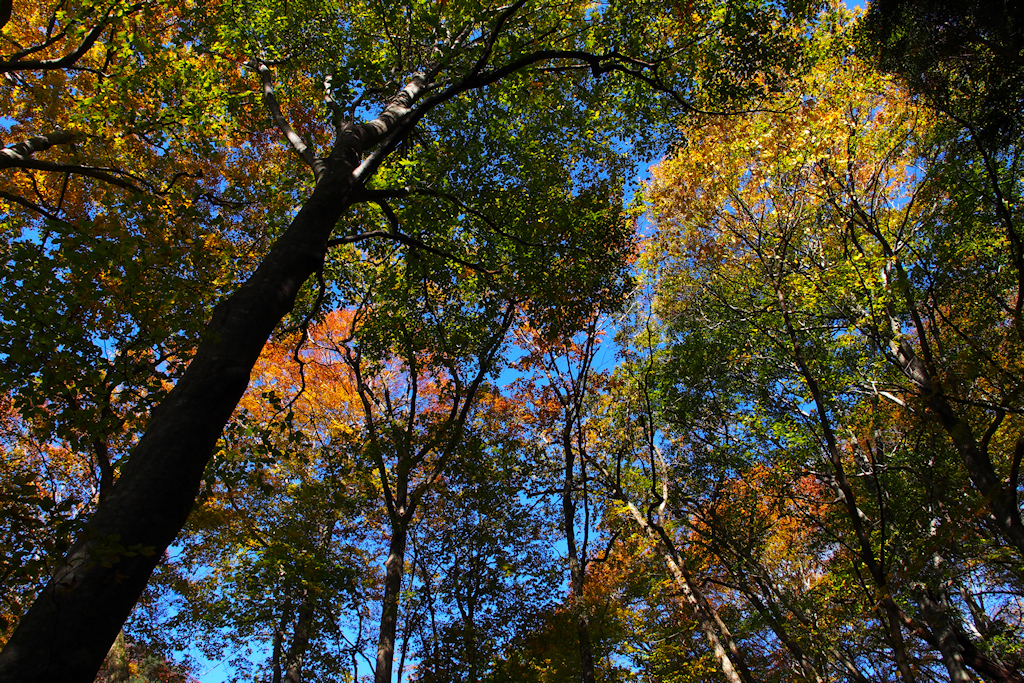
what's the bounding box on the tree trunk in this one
[283,599,314,683]
[870,231,1024,559]
[575,616,597,683]
[563,430,598,683]
[918,589,973,683]
[736,584,825,683]
[375,522,409,683]
[779,289,917,683]
[622,501,751,683]
[0,51,448,680]
[565,510,598,683]
[0,166,356,683]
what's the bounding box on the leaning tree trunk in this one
[622,501,751,683]
[0,162,357,683]
[0,54,449,682]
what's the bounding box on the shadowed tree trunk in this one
[375,522,409,683]
[0,165,358,683]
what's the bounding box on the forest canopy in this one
[1,0,1023,681]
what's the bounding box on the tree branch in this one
[1,131,81,161]
[346,74,433,181]
[250,58,326,183]
[0,190,72,226]
[348,48,709,187]
[362,186,559,250]
[1010,435,1024,515]
[0,15,111,74]
[327,201,498,275]
[468,0,528,78]
[1,156,142,191]
[0,131,147,191]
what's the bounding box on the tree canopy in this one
[2,0,1023,682]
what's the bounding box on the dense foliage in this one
[1,0,1023,681]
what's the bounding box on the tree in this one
[511,310,623,683]
[0,0,812,677]
[334,273,520,683]
[860,0,1024,149]
[861,0,1024,344]
[94,631,195,683]
[133,316,376,683]
[407,390,561,683]
[644,12,1024,682]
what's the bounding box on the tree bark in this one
[375,522,409,683]
[282,594,315,683]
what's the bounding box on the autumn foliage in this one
[3,1,1024,682]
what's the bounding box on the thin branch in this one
[160,171,203,194]
[468,0,528,78]
[980,408,1006,454]
[0,189,72,226]
[362,186,565,250]
[348,49,671,185]
[327,205,498,275]
[277,266,329,416]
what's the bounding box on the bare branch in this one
[327,200,498,275]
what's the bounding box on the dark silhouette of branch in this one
[0,0,12,30]
[0,14,110,74]
[327,200,497,275]
[0,190,71,225]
